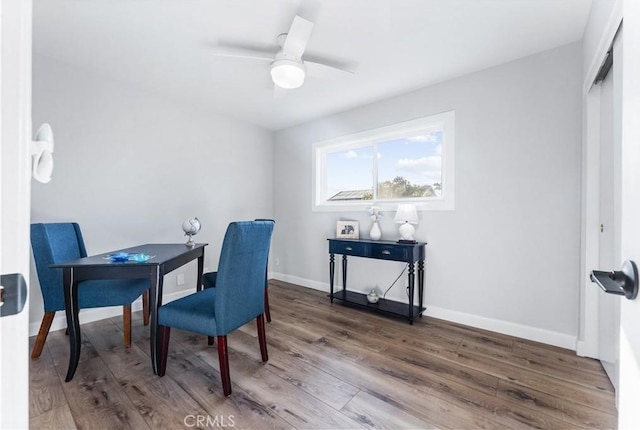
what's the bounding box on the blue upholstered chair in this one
[202,218,274,322]
[157,220,274,396]
[30,223,150,359]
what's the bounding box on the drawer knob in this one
[345,247,353,251]
[381,250,391,255]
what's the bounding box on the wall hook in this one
[590,260,638,300]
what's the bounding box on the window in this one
[313,111,455,211]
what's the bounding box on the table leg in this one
[329,253,335,303]
[63,268,81,382]
[149,267,162,374]
[196,254,204,292]
[342,255,348,299]
[418,260,425,317]
[408,263,415,324]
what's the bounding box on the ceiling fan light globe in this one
[271,60,306,89]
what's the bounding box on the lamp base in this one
[398,222,416,242]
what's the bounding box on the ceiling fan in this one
[212,15,354,90]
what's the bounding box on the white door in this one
[0,0,33,428]
[597,35,622,391]
[618,2,640,426]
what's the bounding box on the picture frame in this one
[336,221,359,239]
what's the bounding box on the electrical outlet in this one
[176,273,185,286]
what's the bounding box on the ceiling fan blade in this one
[305,60,354,79]
[211,46,275,62]
[282,15,314,59]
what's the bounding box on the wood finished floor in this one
[29,280,617,429]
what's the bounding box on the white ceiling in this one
[33,0,592,131]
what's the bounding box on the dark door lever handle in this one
[0,273,28,317]
[590,260,638,300]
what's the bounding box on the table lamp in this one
[394,204,419,243]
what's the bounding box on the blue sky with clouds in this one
[326,130,442,198]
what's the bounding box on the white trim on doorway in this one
[578,1,623,359]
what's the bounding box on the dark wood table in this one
[328,238,426,323]
[51,243,207,381]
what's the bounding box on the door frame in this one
[0,0,33,427]
[578,1,623,359]
[617,0,640,426]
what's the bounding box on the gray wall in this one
[272,43,583,348]
[30,55,274,331]
[31,43,584,348]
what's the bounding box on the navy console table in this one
[328,238,426,324]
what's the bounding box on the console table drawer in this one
[329,240,368,256]
[369,244,406,261]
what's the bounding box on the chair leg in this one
[264,286,271,323]
[142,290,149,326]
[31,312,55,359]
[257,314,268,362]
[158,325,171,377]
[217,335,231,396]
[123,305,132,348]
[208,336,215,345]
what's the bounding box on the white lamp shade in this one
[394,204,419,224]
[271,59,306,89]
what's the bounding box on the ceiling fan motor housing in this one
[271,58,306,89]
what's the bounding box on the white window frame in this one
[312,110,455,212]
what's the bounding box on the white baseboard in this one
[271,272,577,350]
[576,340,598,359]
[271,272,328,292]
[28,288,194,337]
[424,306,576,350]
